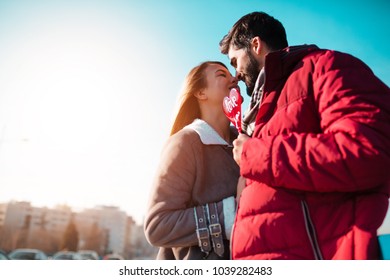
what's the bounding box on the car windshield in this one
[55,254,73,260]
[79,251,98,260]
[11,252,37,260]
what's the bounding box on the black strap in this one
[206,202,224,257]
[194,206,211,255]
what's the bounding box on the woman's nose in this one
[231,75,239,85]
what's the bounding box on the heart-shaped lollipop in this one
[222,88,243,133]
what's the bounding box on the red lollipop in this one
[222,88,243,133]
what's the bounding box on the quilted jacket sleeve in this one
[241,51,390,193]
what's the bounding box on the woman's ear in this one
[194,90,208,101]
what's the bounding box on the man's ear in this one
[251,37,262,55]
[194,90,207,101]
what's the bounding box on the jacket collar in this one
[185,119,230,146]
[265,44,320,82]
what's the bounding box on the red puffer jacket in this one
[232,45,390,260]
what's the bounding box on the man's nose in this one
[235,71,243,81]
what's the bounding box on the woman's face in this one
[202,64,238,106]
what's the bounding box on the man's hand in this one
[232,133,250,166]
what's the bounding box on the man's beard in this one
[243,52,260,96]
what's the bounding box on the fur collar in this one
[185,119,230,146]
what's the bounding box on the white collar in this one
[185,119,230,145]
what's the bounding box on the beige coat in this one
[144,119,240,259]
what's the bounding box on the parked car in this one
[78,250,99,260]
[103,253,124,260]
[52,251,83,260]
[8,248,48,260]
[0,249,9,260]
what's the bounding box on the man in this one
[220,11,390,259]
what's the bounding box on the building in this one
[75,206,128,255]
[0,201,136,257]
[0,201,32,250]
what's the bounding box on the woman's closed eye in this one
[215,69,228,78]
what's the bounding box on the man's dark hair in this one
[220,12,288,54]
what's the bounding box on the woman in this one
[144,61,240,259]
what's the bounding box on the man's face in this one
[228,46,260,96]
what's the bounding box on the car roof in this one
[11,248,44,252]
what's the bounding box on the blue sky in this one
[0,0,389,232]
